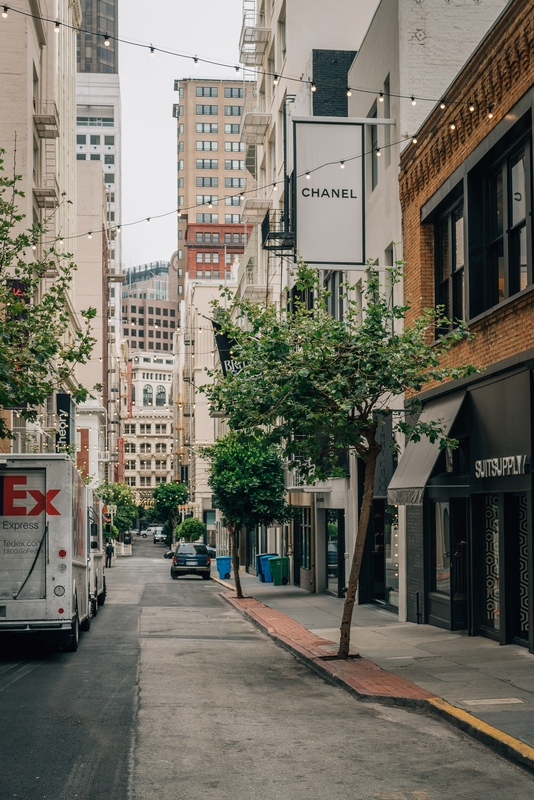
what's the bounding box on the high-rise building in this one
[173,77,254,294]
[77,0,118,74]
[122,262,180,354]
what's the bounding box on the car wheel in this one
[98,577,107,606]
[202,573,211,580]
[64,615,79,652]
[170,568,178,580]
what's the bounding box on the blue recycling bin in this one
[216,556,232,580]
[260,555,276,583]
[255,553,278,581]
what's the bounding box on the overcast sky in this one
[119,0,243,270]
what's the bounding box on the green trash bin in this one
[268,556,289,586]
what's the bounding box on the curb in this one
[220,590,534,774]
[210,574,235,591]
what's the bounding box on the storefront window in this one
[484,495,500,631]
[434,502,451,595]
[301,508,311,570]
[435,202,465,326]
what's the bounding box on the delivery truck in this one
[0,454,95,651]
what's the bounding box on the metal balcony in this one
[239,12,271,66]
[33,173,60,209]
[34,101,59,139]
[242,196,272,223]
[261,210,295,251]
[241,112,272,145]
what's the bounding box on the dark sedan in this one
[170,543,211,580]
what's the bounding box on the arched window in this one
[143,384,153,406]
[131,384,136,404]
[156,385,166,406]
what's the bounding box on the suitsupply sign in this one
[293,118,364,267]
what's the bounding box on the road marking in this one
[0,658,48,694]
[461,697,525,705]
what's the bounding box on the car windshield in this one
[177,544,208,555]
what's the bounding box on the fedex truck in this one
[86,485,106,616]
[0,454,95,651]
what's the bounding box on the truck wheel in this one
[80,608,91,631]
[91,597,98,617]
[98,577,107,606]
[64,615,79,652]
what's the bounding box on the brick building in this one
[186,222,252,279]
[390,0,534,652]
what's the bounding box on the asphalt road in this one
[1,538,534,800]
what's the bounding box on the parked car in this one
[170,543,211,580]
[206,544,216,558]
[140,530,148,538]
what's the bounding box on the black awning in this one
[387,391,466,506]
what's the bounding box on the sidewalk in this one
[213,568,534,772]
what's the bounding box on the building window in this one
[213,233,219,243]
[106,174,115,184]
[131,385,136,403]
[196,194,218,206]
[178,177,184,188]
[225,142,246,152]
[196,159,218,169]
[77,135,86,144]
[90,154,101,161]
[178,285,183,295]
[196,176,218,187]
[125,460,136,471]
[196,141,218,151]
[436,202,465,325]
[104,135,115,145]
[90,135,100,145]
[225,124,240,134]
[196,213,218,223]
[143,385,153,406]
[125,477,136,487]
[125,442,136,454]
[225,177,246,188]
[224,105,243,116]
[178,159,184,170]
[140,442,151,453]
[225,196,241,206]
[196,252,203,263]
[225,214,241,224]
[155,424,167,434]
[225,160,245,170]
[155,442,167,453]
[225,87,245,98]
[196,122,218,133]
[105,154,115,164]
[469,134,532,317]
[196,105,218,115]
[140,476,152,487]
[76,154,86,160]
[196,86,218,97]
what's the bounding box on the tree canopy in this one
[152,482,189,545]
[203,261,477,655]
[177,517,206,542]
[97,481,137,535]
[203,431,293,597]
[0,152,97,438]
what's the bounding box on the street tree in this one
[203,431,293,598]
[151,482,188,546]
[0,152,97,438]
[203,261,477,657]
[97,481,137,535]
[177,517,206,542]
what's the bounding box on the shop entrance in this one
[363,500,400,612]
[325,509,345,597]
[429,499,468,630]
[474,493,529,646]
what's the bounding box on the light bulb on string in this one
[487,106,494,119]
[311,83,317,92]
[2,6,8,18]
[440,102,446,110]
[146,218,151,224]
[55,20,60,32]
[340,161,345,169]
[376,147,381,157]
[346,87,352,97]
[88,232,92,239]
[412,136,417,145]
[272,182,277,191]
[104,34,110,46]
[379,91,384,103]
[411,95,416,106]
[193,56,199,66]
[305,172,310,179]
[449,121,456,131]
[234,66,239,73]
[149,45,155,57]
[273,74,279,85]
[468,102,475,112]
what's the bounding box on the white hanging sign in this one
[293,118,364,267]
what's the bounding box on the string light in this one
[440,102,446,110]
[305,172,310,179]
[146,218,151,224]
[59,238,64,246]
[273,74,279,85]
[193,56,199,66]
[104,34,110,46]
[468,101,475,112]
[412,136,417,144]
[487,106,494,119]
[272,182,277,191]
[149,45,155,57]
[2,6,8,18]
[311,83,317,92]
[379,91,384,102]
[54,19,60,32]
[116,225,121,233]
[340,161,345,169]
[88,232,92,239]
[411,95,416,106]
[234,66,239,73]
[346,87,352,97]
[376,147,381,157]
[449,121,456,131]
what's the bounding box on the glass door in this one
[326,509,345,597]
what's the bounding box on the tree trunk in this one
[228,523,244,599]
[338,440,380,659]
